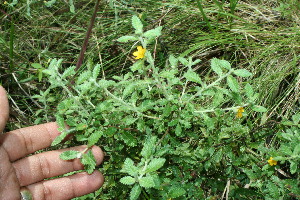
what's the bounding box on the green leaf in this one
[130,60,144,72]
[175,123,182,136]
[145,51,154,66]
[169,55,178,68]
[245,83,254,98]
[120,176,136,185]
[60,150,80,160]
[141,136,157,159]
[168,186,186,198]
[121,158,138,177]
[51,130,68,146]
[252,105,267,112]
[290,161,297,174]
[132,15,143,34]
[233,69,252,77]
[211,58,231,70]
[227,75,239,92]
[31,63,42,69]
[88,131,103,147]
[117,36,138,43]
[145,158,166,173]
[77,71,92,84]
[211,58,223,76]
[130,184,141,200]
[81,150,96,174]
[61,66,76,79]
[93,64,101,79]
[56,114,65,129]
[76,123,87,131]
[69,0,75,13]
[178,57,189,66]
[184,69,202,84]
[292,113,300,124]
[293,143,300,156]
[139,176,155,188]
[143,26,162,39]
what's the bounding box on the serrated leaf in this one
[139,176,155,188]
[293,143,300,156]
[245,83,254,98]
[61,66,76,79]
[56,114,65,128]
[88,130,103,147]
[233,69,252,77]
[60,150,80,160]
[184,69,202,84]
[121,158,138,177]
[178,57,189,66]
[211,58,223,76]
[290,161,297,174]
[145,158,166,173]
[211,58,231,70]
[175,124,182,136]
[93,64,101,79]
[132,15,143,34]
[120,176,136,185]
[141,136,157,159]
[143,26,162,39]
[227,75,239,92]
[77,71,92,84]
[145,51,154,66]
[168,186,186,198]
[130,60,143,72]
[120,132,137,147]
[130,184,141,200]
[169,55,178,68]
[123,84,136,98]
[252,105,267,112]
[81,150,96,174]
[51,130,68,146]
[76,123,87,131]
[117,36,138,43]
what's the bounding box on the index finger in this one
[0,122,61,161]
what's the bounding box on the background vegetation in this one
[0,0,299,199]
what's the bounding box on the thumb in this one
[0,86,9,133]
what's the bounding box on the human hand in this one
[0,86,104,200]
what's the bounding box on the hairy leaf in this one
[60,150,80,160]
[145,158,166,173]
[120,176,136,185]
[139,176,155,188]
[130,184,141,200]
[132,16,143,34]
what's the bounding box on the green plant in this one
[35,15,299,200]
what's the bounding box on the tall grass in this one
[0,0,299,127]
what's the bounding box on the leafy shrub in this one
[34,16,299,199]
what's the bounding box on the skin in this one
[0,86,104,200]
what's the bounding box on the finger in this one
[27,170,104,200]
[13,145,104,187]
[0,147,21,200]
[1,122,61,161]
[0,86,9,133]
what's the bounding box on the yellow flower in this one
[4,1,8,4]
[236,107,244,118]
[133,46,146,59]
[268,157,277,166]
